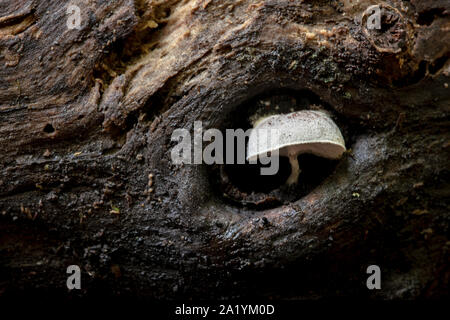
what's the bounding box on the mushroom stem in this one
[286,154,301,185]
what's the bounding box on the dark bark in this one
[0,0,449,299]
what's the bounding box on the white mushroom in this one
[247,110,346,185]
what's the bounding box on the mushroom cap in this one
[246,110,346,161]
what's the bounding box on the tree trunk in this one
[1,0,449,299]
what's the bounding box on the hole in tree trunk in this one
[43,124,55,134]
[207,89,351,210]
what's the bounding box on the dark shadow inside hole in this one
[224,157,292,194]
[43,123,55,134]
[224,154,338,195]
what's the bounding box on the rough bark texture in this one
[0,0,449,299]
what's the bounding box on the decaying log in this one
[0,0,449,299]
